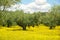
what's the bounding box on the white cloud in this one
[35,0,47,5]
[6,4,21,11]
[7,0,51,13]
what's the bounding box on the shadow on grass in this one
[7,28,34,31]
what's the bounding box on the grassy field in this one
[0,24,60,40]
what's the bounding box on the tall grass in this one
[0,25,60,40]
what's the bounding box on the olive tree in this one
[42,5,60,29]
[0,0,21,27]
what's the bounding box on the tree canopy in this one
[0,0,21,11]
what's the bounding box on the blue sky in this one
[18,0,60,13]
[8,0,60,13]
[21,0,60,5]
[21,0,34,4]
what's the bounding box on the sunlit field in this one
[0,0,60,40]
[0,24,60,40]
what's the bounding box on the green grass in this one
[0,25,60,40]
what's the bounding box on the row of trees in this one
[0,0,60,30]
[0,5,60,30]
